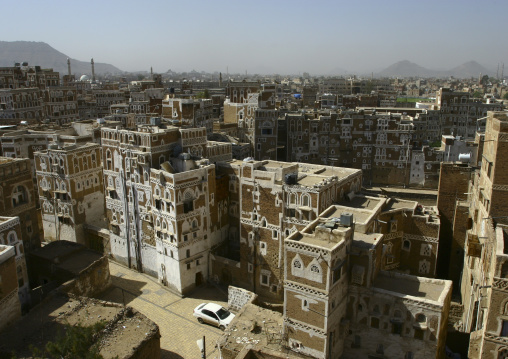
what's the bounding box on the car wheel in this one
[198,318,204,324]
[219,325,225,331]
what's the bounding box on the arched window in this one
[415,313,426,323]
[307,260,322,283]
[292,255,304,277]
[302,194,310,207]
[289,193,296,204]
[8,231,17,244]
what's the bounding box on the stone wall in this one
[60,255,111,298]
[228,285,257,313]
[0,289,21,332]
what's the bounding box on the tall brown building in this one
[0,157,40,252]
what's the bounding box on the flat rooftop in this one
[373,271,450,303]
[32,241,103,276]
[339,196,383,211]
[353,232,383,248]
[0,294,159,358]
[220,303,284,355]
[382,198,417,212]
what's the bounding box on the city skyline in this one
[2,0,508,75]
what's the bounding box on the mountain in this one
[377,60,436,78]
[376,59,495,78]
[449,61,494,78]
[0,41,122,75]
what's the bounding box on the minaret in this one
[219,72,222,87]
[150,66,153,79]
[67,58,71,77]
[91,58,96,83]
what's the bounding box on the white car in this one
[193,303,235,330]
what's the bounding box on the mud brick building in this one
[102,124,227,295]
[93,89,128,118]
[213,160,362,303]
[227,80,260,104]
[43,86,79,125]
[161,97,214,135]
[284,205,452,359]
[0,244,22,332]
[0,216,28,306]
[455,111,508,358]
[436,88,503,139]
[0,157,40,252]
[0,88,44,124]
[437,162,475,286]
[34,143,105,247]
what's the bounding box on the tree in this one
[196,89,210,99]
[503,92,508,100]
[481,75,490,86]
[16,321,108,359]
[472,91,483,98]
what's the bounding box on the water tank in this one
[458,153,471,163]
[340,213,354,227]
[150,117,161,126]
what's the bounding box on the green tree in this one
[503,92,508,100]
[196,89,210,99]
[23,321,108,359]
[481,75,489,86]
[472,91,483,98]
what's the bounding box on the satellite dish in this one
[172,144,182,157]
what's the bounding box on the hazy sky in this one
[3,0,507,74]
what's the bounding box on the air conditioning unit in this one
[340,213,354,227]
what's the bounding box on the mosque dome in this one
[80,74,90,81]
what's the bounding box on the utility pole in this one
[196,336,206,359]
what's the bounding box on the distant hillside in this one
[377,59,495,78]
[449,61,494,78]
[0,41,123,75]
[377,60,436,78]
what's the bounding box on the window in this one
[8,232,16,244]
[392,322,402,335]
[333,263,343,283]
[302,299,309,311]
[186,249,190,258]
[402,240,411,250]
[416,313,426,323]
[187,263,191,270]
[12,185,27,207]
[294,260,302,269]
[261,274,269,286]
[184,200,193,213]
[420,244,432,257]
[310,265,320,274]
[370,317,379,328]
[419,260,430,274]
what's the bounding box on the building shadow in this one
[186,283,229,303]
[98,275,147,306]
[160,349,185,359]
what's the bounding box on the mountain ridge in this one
[0,41,122,75]
[376,59,495,78]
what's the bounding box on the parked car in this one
[193,303,235,330]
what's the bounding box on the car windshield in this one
[216,307,231,320]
